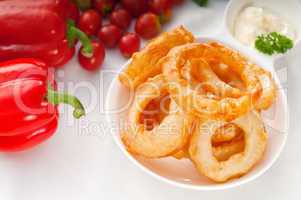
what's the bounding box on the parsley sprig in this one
[255,32,293,55]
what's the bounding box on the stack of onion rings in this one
[119,27,277,183]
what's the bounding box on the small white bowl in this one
[223,0,301,48]
[105,35,288,190]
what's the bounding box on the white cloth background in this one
[0,1,300,199]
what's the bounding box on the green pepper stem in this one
[67,19,93,58]
[47,84,85,119]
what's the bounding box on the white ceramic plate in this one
[105,0,293,190]
[105,36,288,190]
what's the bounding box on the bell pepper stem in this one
[67,19,93,57]
[47,84,85,119]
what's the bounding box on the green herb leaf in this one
[192,0,209,7]
[255,32,293,55]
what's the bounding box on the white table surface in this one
[0,1,300,199]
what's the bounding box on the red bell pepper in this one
[0,58,85,151]
[0,0,93,67]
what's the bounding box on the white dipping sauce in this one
[234,6,296,46]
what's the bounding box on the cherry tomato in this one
[79,9,102,36]
[119,32,140,58]
[98,24,122,48]
[93,0,116,15]
[67,2,80,23]
[78,41,106,71]
[121,0,148,17]
[149,0,172,23]
[149,0,172,14]
[135,12,161,39]
[172,0,185,5]
[109,8,132,30]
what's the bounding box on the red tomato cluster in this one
[72,0,186,71]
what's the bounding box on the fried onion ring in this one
[211,123,243,145]
[181,58,243,98]
[208,42,277,110]
[173,140,245,161]
[119,26,194,89]
[162,42,277,120]
[208,60,245,91]
[213,140,245,161]
[189,111,267,182]
[162,43,250,120]
[173,123,244,160]
[122,75,194,158]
